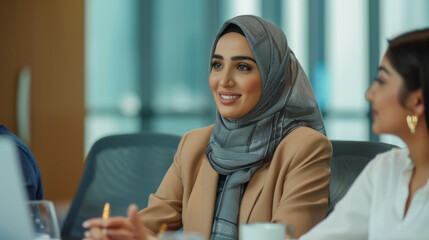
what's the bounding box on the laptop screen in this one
[0,136,35,240]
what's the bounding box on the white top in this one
[301,148,429,240]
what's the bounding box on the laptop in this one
[0,136,36,240]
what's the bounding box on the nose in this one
[219,70,235,88]
[365,83,374,102]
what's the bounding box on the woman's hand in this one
[82,204,152,240]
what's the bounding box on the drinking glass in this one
[28,200,61,240]
[240,223,295,240]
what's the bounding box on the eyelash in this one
[211,61,222,69]
[210,61,252,71]
[374,77,385,85]
[237,63,252,71]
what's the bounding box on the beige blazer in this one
[139,125,332,239]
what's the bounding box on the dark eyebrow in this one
[378,66,391,76]
[212,54,223,60]
[231,56,256,63]
[212,54,256,64]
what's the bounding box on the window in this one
[85,0,429,153]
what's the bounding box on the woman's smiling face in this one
[209,32,262,119]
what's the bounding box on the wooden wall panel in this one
[0,0,85,203]
[0,1,34,130]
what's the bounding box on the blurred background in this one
[1,0,428,220]
[85,0,429,152]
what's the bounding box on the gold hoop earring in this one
[406,115,418,134]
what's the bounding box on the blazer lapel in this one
[184,156,218,239]
[239,162,269,223]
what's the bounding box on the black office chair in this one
[327,140,397,215]
[61,132,181,239]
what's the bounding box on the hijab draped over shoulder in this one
[206,15,325,240]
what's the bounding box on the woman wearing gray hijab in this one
[83,15,331,240]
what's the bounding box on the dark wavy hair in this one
[385,28,429,130]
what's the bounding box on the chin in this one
[371,125,381,135]
[218,109,243,119]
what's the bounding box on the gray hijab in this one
[206,15,325,240]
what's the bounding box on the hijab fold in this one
[206,15,325,240]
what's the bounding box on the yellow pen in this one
[102,202,110,219]
[158,223,167,238]
[102,203,110,235]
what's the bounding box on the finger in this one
[84,217,134,231]
[103,229,134,240]
[83,217,105,228]
[104,217,135,230]
[87,227,109,240]
[128,204,138,218]
[128,204,148,240]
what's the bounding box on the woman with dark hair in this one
[83,15,331,240]
[301,29,429,239]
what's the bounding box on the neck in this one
[403,127,429,169]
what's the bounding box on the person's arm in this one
[299,154,376,240]
[271,129,331,238]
